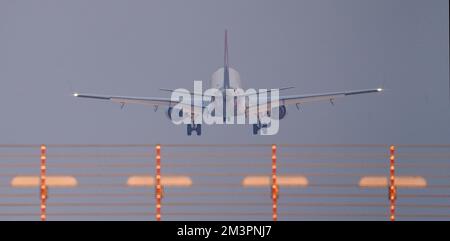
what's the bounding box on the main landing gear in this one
[252,121,268,135]
[187,124,202,136]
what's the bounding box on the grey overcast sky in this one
[0,0,449,221]
[0,0,448,145]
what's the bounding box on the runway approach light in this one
[242,175,308,187]
[11,176,78,187]
[359,176,427,188]
[127,175,192,187]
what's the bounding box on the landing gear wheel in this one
[187,124,202,136]
[252,122,268,135]
[196,124,202,136]
[252,124,259,135]
[187,124,193,136]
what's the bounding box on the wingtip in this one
[72,92,79,97]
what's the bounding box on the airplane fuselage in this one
[210,67,248,120]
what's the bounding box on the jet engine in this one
[166,107,183,120]
[278,105,287,120]
[267,105,287,120]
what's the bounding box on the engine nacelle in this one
[278,105,287,120]
[267,105,287,120]
[166,107,183,120]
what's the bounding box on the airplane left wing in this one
[73,92,204,110]
[73,93,175,106]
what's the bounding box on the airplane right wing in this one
[248,88,383,115]
[279,88,383,105]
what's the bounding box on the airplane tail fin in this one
[223,29,230,89]
[224,29,229,69]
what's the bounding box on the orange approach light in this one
[359,176,427,188]
[11,176,78,187]
[127,175,192,187]
[242,175,309,187]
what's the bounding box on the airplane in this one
[73,30,383,136]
